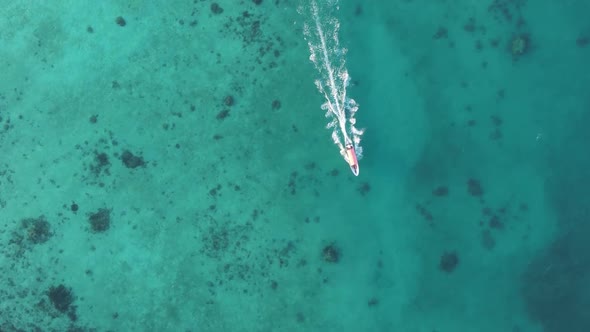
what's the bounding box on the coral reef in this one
[22,216,52,244]
[322,243,341,263]
[439,251,459,273]
[88,208,111,233]
[510,34,531,59]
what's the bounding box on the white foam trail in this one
[302,0,364,162]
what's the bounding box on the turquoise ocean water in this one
[1,0,589,331]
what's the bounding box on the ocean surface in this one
[1,0,589,331]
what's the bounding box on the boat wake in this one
[301,0,364,175]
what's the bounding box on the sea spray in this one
[300,0,364,175]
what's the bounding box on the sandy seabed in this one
[1,1,590,331]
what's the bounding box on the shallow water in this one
[1,1,589,331]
